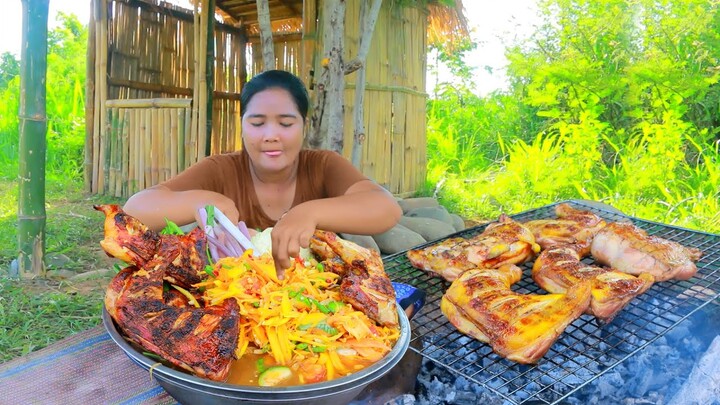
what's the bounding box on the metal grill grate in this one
[383,200,720,404]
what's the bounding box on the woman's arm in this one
[123,186,240,232]
[271,179,401,270]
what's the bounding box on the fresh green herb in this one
[205,205,215,226]
[252,302,261,308]
[113,263,123,274]
[160,218,184,235]
[204,265,214,276]
[311,346,326,353]
[289,289,342,314]
[314,321,339,335]
[295,343,308,350]
[256,358,267,374]
[142,351,165,361]
[316,263,324,271]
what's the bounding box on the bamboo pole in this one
[121,108,130,197]
[189,0,200,165]
[162,107,171,182]
[96,0,108,193]
[17,0,50,278]
[151,106,160,185]
[196,0,208,160]
[170,108,179,177]
[182,105,191,169]
[84,0,96,192]
[205,0,215,157]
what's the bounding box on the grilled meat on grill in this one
[533,244,654,322]
[441,264,591,364]
[407,214,540,281]
[524,203,607,255]
[591,222,703,281]
[105,257,240,381]
[310,230,399,327]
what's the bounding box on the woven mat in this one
[0,326,176,405]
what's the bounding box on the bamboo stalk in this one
[162,107,171,181]
[170,108,179,177]
[196,0,208,160]
[106,97,192,108]
[151,107,160,185]
[121,108,130,197]
[182,106,191,169]
[97,0,109,193]
[139,108,148,190]
[85,0,97,193]
[103,106,114,194]
[189,0,200,165]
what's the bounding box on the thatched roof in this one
[185,0,468,44]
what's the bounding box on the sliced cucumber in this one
[258,366,293,387]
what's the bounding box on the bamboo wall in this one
[87,0,428,198]
[341,1,428,196]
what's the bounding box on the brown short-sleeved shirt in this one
[158,149,367,230]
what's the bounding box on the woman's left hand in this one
[270,205,317,277]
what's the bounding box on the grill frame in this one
[382,200,720,404]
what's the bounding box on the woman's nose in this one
[262,124,280,142]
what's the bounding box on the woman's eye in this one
[280,122,293,128]
[250,122,264,127]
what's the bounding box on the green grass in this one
[0,174,124,364]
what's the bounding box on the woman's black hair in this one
[240,70,310,121]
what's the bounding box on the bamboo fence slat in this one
[120,108,130,197]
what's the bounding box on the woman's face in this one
[242,87,304,175]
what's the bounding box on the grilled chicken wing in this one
[441,264,591,364]
[156,228,209,289]
[106,257,240,381]
[310,230,398,327]
[591,222,703,281]
[524,203,607,254]
[94,204,160,266]
[533,244,654,322]
[408,214,540,281]
[95,204,210,288]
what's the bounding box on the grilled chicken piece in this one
[408,214,540,281]
[533,244,654,322]
[157,228,209,289]
[310,230,398,327]
[441,264,591,364]
[524,203,607,254]
[94,204,160,267]
[95,204,210,289]
[591,222,703,281]
[105,256,240,381]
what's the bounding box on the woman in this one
[123,70,402,272]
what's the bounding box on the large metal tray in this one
[383,200,720,404]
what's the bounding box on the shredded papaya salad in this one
[194,249,400,386]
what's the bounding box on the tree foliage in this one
[427,0,720,232]
[0,12,87,179]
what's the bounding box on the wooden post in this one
[349,0,383,167]
[256,0,275,70]
[205,0,215,157]
[307,0,346,152]
[17,0,49,278]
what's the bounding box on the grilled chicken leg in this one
[310,230,399,327]
[441,264,591,364]
[533,244,654,322]
[408,214,540,281]
[591,222,703,281]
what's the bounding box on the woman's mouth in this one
[263,150,282,157]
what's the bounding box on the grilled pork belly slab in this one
[441,264,591,364]
[533,245,654,323]
[408,214,540,282]
[310,230,399,327]
[524,203,607,254]
[105,256,240,382]
[591,222,703,281]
